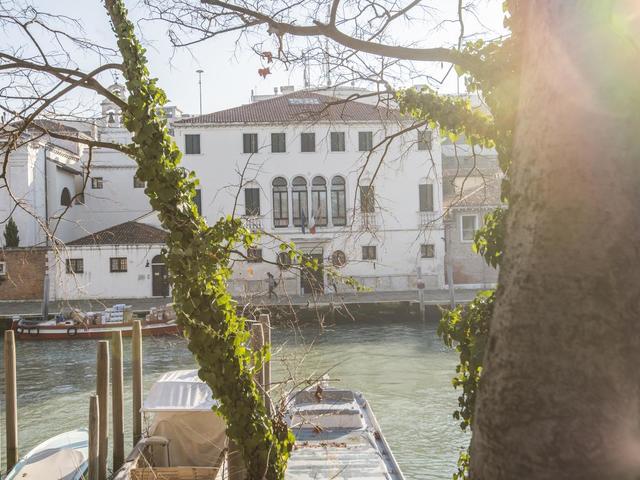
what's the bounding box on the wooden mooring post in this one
[96,340,110,480]
[258,314,272,413]
[132,320,143,445]
[111,331,125,470]
[4,330,18,472]
[227,319,269,480]
[88,394,100,480]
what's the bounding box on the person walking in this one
[267,272,279,300]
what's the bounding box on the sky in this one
[41,0,507,116]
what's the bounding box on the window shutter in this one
[360,185,375,213]
[419,184,434,212]
[245,188,260,216]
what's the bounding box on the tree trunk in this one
[471,1,640,479]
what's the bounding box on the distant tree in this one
[3,217,19,247]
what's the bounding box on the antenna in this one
[196,69,204,116]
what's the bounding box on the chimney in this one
[280,85,295,94]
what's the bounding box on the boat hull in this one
[11,320,180,340]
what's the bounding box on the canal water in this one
[0,318,468,479]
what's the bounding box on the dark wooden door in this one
[300,253,324,294]
[152,256,169,297]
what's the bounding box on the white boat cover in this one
[143,369,219,412]
[5,429,88,480]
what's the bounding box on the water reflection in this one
[0,319,467,479]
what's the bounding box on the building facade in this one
[2,87,490,301]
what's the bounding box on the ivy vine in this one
[103,1,294,478]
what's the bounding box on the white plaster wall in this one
[176,120,446,293]
[77,147,155,235]
[50,244,164,300]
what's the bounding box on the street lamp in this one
[196,69,204,116]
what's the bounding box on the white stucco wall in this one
[50,244,165,300]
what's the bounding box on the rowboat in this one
[286,384,405,479]
[11,304,180,340]
[5,428,88,480]
[112,370,404,479]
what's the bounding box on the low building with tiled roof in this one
[52,221,169,300]
[68,221,167,246]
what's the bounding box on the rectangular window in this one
[244,188,260,216]
[461,215,478,242]
[417,130,432,150]
[194,189,202,215]
[133,175,145,188]
[91,177,103,189]
[271,133,286,153]
[362,245,377,261]
[247,247,263,263]
[243,133,258,153]
[185,134,201,154]
[419,184,434,212]
[330,132,346,152]
[421,244,435,259]
[109,257,127,273]
[360,185,375,213]
[66,258,84,274]
[358,131,373,151]
[300,132,316,152]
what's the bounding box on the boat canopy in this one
[143,369,219,412]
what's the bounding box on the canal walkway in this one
[0,288,483,318]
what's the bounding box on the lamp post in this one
[196,69,204,116]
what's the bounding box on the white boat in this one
[113,369,227,480]
[5,428,88,480]
[113,370,403,479]
[285,384,405,479]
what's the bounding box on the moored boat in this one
[286,384,405,479]
[11,303,179,340]
[5,428,88,480]
[112,370,404,480]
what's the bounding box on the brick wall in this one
[0,248,47,300]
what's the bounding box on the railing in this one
[359,212,379,230]
[241,215,264,232]
[418,211,443,227]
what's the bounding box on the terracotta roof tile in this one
[175,91,403,125]
[68,221,167,246]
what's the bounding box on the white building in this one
[173,90,445,295]
[3,87,449,300]
[49,221,167,300]
[0,121,92,246]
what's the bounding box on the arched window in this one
[292,176,308,227]
[331,176,347,226]
[311,176,328,227]
[60,187,72,207]
[272,177,289,228]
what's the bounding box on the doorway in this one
[300,252,324,295]
[151,255,170,297]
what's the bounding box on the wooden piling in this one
[250,321,265,400]
[227,439,246,480]
[111,331,125,470]
[132,320,143,445]
[96,340,109,480]
[258,314,272,413]
[4,330,18,472]
[88,394,100,480]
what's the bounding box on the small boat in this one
[5,428,88,480]
[12,304,179,340]
[285,384,405,479]
[113,369,227,480]
[113,370,404,480]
